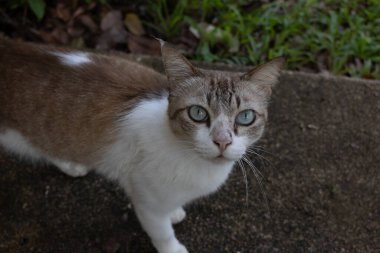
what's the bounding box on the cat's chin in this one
[205,155,237,164]
[196,151,240,164]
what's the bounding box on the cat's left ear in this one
[160,40,200,84]
[241,57,285,95]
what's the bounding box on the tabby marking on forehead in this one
[207,75,241,110]
[51,52,92,66]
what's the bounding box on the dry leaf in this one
[51,27,69,45]
[96,10,128,50]
[124,13,145,36]
[39,27,69,45]
[78,14,98,33]
[101,11,123,31]
[127,34,161,55]
[72,6,86,19]
[67,26,84,37]
[70,37,86,49]
[56,3,71,23]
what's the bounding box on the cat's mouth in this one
[195,149,237,163]
[213,154,234,162]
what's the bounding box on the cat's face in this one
[162,43,283,162]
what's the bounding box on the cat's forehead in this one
[171,70,268,117]
[196,70,264,115]
[203,73,240,114]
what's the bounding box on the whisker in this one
[250,145,276,157]
[247,146,277,172]
[236,160,249,207]
[241,155,270,212]
[242,155,264,180]
[246,149,272,167]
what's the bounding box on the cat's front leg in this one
[134,204,188,253]
[170,207,186,224]
[50,158,89,177]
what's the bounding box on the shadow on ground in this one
[0,58,379,253]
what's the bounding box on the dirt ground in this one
[0,58,379,253]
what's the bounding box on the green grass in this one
[146,0,380,79]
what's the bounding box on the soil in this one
[0,59,379,253]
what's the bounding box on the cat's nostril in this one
[213,140,232,152]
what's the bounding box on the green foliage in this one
[8,0,46,21]
[84,0,108,4]
[145,0,188,39]
[28,0,45,21]
[7,0,107,21]
[146,0,380,79]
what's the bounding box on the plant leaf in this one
[28,0,46,21]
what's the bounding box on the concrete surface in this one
[0,56,379,253]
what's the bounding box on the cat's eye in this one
[235,110,256,126]
[188,105,209,122]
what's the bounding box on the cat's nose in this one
[213,139,232,152]
[212,131,232,152]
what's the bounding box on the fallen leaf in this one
[39,27,69,45]
[51,27,69,44]
[70,37,86,48]
[67,25,84,37]
[127,34,161,55]
[72,6,86,19]
[101,10,123,31]
[96,10,128,50]
[124,13,145,36]
[56,3,71,23]
[78,14,98,33]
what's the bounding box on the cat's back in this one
[0,37,168,164]
[0,37,167,102]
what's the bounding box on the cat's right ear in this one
[241,57,285,95]
[160,40,200,83]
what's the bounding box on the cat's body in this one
[0,37,283,253]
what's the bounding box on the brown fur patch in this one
[0,38,168,165]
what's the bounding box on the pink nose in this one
[212,130,232,152]
[213,139,232,152]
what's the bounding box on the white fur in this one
[0,129,88,177]
[0,129,42,160]
[50,159,89,177]
[51,52,92,66]
[170,207,186,224]
[97,96,235,253]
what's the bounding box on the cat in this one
[0,37,284,253]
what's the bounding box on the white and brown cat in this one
[0,37,283,253]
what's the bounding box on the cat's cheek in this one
[224,136,250,160]
[169,116,195,140]
[193,127,220,158]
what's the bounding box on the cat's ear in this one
[241,57,285,95]
[160,41,200,83]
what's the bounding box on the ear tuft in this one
[160,42,199,83]
[241,57,285,93]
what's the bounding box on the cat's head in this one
[161,43,284,163]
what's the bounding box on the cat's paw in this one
[51,159,89,177]
[154,238,188,253]
[170,207,186,224]
[173,243,188,253]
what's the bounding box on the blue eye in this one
[188,105,208,122]
[236,110,256,126]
